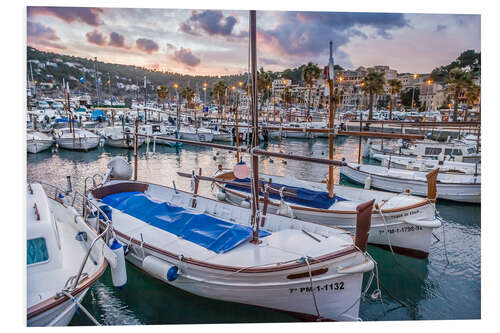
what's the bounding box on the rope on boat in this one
[431,202,450,265]
[304,256,322,320]
[375,206,427,284]
[61,290,101,326]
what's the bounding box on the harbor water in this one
[27,136,481,324]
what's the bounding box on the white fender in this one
[142,256,180,282]
[364,175,372,190]
[109,238,127,287]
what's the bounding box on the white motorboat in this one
[85,159,375,321]
[27,183,118,326]
[372,153,481,175]
[27,130,53,154]
[269,122,315,139]
[340,162,480,203]
[139,124,180,147]
[55,128,100,151]
[180,126,214,142]
[211,129,233,142]
[214,170,441,258]
[100,126,145,149]
[365,139,480,163]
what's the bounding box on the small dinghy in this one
[341,163,480,203]
[372,153,481,175]
[27,183,120,326]
[213,169,441,258]
[55,128,100,151]
[86,158,375,321]
[27,130,53,154]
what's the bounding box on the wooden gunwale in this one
[112,227,357,274]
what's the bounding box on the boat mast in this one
[327,41,335,198]
[249,10,261,244]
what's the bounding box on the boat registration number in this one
[378,225,423,234]
[289,282,344,294]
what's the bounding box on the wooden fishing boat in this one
[87,177,375,321]
[99,126,145,149]
[27,130,53,153]
[27,183,117,326]
[372,153,481,175]
[340,163,480,203]
[269,122,315,139]
[213,169,441,258]
[180,126,214,142]
[55,128,100,151]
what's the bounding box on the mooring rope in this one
[376,206,427,283]
[304,256,322,320]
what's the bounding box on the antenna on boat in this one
[249,10,261,245]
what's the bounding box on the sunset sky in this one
[27,7,481,75]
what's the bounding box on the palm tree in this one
[464,84,480,121]
[445,68,473,121]
[281,87,292,121]
[212,80,227,122]
[387,79,402,120]
[332,87,345,111]
[156,85,169,110]
[361,69,386,120]
[302,62,321,117]
[257,67,272,111]
[181,86,195,109]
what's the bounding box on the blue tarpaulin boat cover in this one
[90,109,107,121]
[101,192,270,253]
[226,178,346,209]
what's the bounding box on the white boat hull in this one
[340,165,481,203]
[212,133,232,142]
[56,137,100,151]
[222,188,438,258]
[28,289,89,326]
[27,140,53,153]
[181,132,214,142]
[269,131,314,139]
[105,137,144,148]
[121,241,366,321]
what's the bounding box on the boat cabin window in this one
[425,147,442,155]
[152,125,161,133]
[444,148,452,155]
[467,147,476,154]
[27,237,49,265]
[453,149,463,156]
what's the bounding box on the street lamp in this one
[173,83,179,136]
[203,82,207,112]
